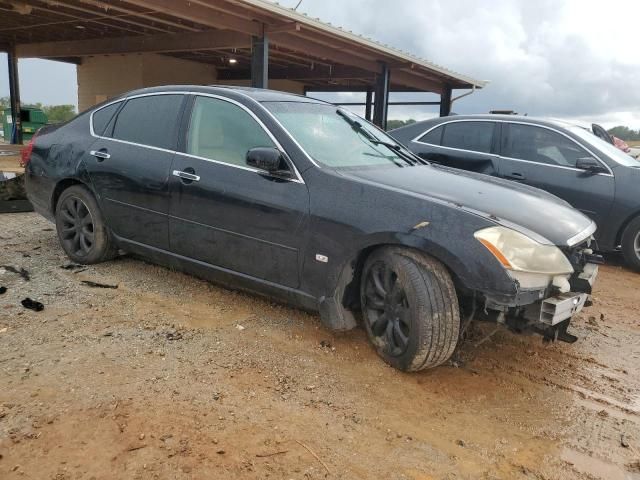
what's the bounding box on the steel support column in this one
[372,63,390,129]
[364,87,373,122]
[439,84,452,117]
[251,30,269,89]
[7,45,22,144]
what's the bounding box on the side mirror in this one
[246,147,287,174]
[576,156,606,174]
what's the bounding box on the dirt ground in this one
[1,212,639,480]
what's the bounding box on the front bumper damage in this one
[480,251,601,343]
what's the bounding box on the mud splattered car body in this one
[24,86,599,370]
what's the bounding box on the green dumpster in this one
[2,107,48,143]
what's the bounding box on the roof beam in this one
[269,33,382,74]
[218,64,373,82]
[266,21,301,34]
[76,0,198,32]
[119,0,262,35]
[16,29,251,57]
[391,69,444,94]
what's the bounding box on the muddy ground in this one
[1,212,639,480]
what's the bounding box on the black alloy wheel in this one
[55,185,118,264]
[360,247,460,371]
[59,196,95,257]
[363,261,411,357]
[622,216,640,271]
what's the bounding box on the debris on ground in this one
[20,297,44,312]
[165,330,183,341]
[60,264,84,270]
[0,286,6,294]
[621,433,630,448]
[81,280,118,289]
[1,265,30,281]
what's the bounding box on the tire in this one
[621,216,640,272]
[360,247,460,372]
[55,185,118,264]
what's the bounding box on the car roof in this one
[111,84,327,104]
[423,114,582,130]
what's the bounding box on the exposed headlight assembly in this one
[475,226,573,289]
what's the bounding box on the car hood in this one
[341,164,594,246]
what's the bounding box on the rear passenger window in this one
[92,102,121,136]
[441,122,494,153]
[418,126,443,145]
[112,95,183,150]
[186,96,275,166]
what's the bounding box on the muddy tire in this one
[621,216,640,272]
[55,185,118,264]
[360,247,460,371]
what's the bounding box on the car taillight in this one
[20,131,38,168]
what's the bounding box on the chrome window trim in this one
[227,89,322,169]
[89,91,305,184]
[411,118,614,177]
[567,221,597,247]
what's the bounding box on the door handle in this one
[90,149,110,161]
[172,170,200,182]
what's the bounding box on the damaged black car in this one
[24,86,599,371]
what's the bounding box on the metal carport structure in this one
[0,0,486,143]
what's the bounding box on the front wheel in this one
[55,185,118,264]
[360,247,460,372]
[621,216,640,271]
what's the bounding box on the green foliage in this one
[0,97,76,124]
[607,126,640,141]
[386,118,417,131]
[42,104,76,124]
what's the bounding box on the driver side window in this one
[504,123,589,167]
[187,96,276,167]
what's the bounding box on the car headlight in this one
[475,226,573,276]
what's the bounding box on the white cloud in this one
[2,1,640,128]
[279,0,640,127]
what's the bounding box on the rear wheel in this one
[360,247,460,371]
[55,185,117,264]
[621,216,640,271]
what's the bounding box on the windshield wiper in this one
[336,109,425,166]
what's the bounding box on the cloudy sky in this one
[1,0,639,127]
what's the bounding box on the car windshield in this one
[263,101,420,168]
[568,125,640,167]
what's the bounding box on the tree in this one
[607,126,640,141]
[42,104,76,124]
[386,118,417,130]
[0,97,76,124]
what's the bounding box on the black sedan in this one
[390,115,640,270]
[25,86,598,371]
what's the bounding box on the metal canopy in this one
[0,0,487,132]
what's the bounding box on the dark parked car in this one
[391,115,640,270]
[25,87,599,371]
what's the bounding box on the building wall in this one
[77,54,306,112]
[77,53,217,112]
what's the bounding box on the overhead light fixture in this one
[228,58,238,64]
